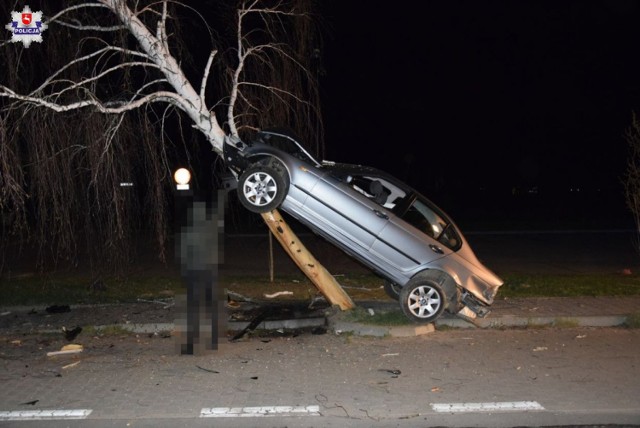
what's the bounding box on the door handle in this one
[429,244,444,254]
[373,209,389,219]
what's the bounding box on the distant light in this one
[174,168,191,190]
[119,182,133,187]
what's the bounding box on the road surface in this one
[1,327,639,427]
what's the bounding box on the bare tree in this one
[624,113,640,251]
[2,1,324,148]
[0,0,352,308]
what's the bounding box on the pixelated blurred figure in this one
[174,191,225,355]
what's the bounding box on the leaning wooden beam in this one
[261,210,355,310]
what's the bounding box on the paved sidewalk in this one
[2,295,639,339]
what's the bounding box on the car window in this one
[401,198,461,250]
[345,175,406,209]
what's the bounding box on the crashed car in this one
[224,130,502,324]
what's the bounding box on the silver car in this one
[224,130,503,324]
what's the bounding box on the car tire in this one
[383,280,402,301]
[399,277,446,324]
[238,162,289,213]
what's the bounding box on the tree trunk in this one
[261,210,355,310]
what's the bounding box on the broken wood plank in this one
[260,210,355,310]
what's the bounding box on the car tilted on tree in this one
[224,129,503,324]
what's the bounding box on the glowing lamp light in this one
[174,168,191,190]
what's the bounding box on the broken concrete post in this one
[261,210,355,310]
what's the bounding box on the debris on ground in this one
[231,308,272,341]
[47,344,83,357]
[264,291,293,299]
[45,305,71,314]
[196,365,219,373]
[63,326,82,341]
[311,327,327,335]
[308,296,326,309]
[62,361,81,370]
[137,298,174,309]
[226,290,257,304]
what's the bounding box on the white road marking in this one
[0,409,93,421]
[200,405,321,418]
[431,401,545,413]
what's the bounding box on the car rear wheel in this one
[383,280,402,301]
[238,163,288,213]
[399,278,446,324]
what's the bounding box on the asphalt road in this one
[1,328,639,427]
[2,230,640,427]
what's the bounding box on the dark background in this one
[316,1,640,231]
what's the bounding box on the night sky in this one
[6,1,638,231]
[318,1,640,228]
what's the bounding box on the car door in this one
[301,171,390,251]
[372,195,454,274]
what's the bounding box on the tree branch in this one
[47,3,126,31]
[200,49,217,104]
[31,45,150,96]
[155,0,170,50]
[0,88,189,114]
[98,0,225,150]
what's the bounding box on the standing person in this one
[174,186,225,354]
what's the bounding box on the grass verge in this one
[0,274,183,306]
[498,273,640,298]
[1,271,639,307]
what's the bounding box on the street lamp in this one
[173,168,191,190]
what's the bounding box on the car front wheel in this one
[238,163,288,213]
[399,278,446,324]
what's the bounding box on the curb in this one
[331,320,435,337]
[434,314,629,329]
[86,314,631,338]
[97,318,327,335]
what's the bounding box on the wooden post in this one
[268,231,274,283]
[261,209,355,310]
